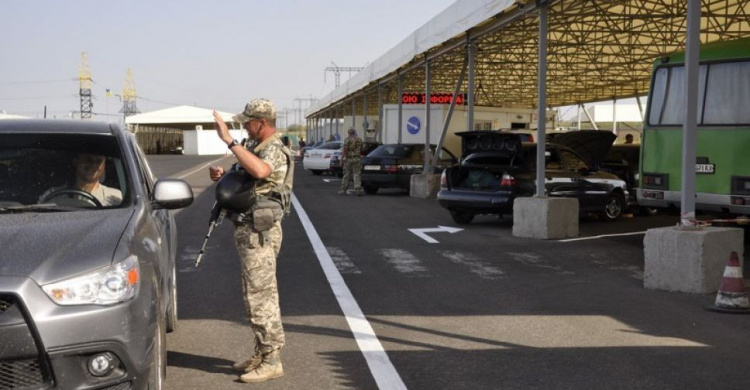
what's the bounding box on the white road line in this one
[379,249,429,276]
[175,156,229,180]
[557,231,647,242]
[438,250,506,280]
[327,246,362,274]
[292,194,407,390]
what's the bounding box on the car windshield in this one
[317,141,342,150]
[0,133,130,211]
[368,144,415,158]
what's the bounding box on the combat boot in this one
[240,350,284,383]
[338,189,346,195]
[232,350,262,372]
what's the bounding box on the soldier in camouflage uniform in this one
[339,128,364,196]
[209,98,291,383]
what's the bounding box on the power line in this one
[0,95,75,100]
[0,78,76,86]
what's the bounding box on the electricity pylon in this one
[78,52,93,119]
[120,68,139,119]
[324,62,364,88]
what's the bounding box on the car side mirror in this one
[153,178,194,209]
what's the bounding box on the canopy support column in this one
[535,2,548,197]
[680,0,700,227]
[433,54,468,167]
[398,71,403,144]
[612,98,617,135]
[363,92,368,138]
[582,104,598,130]
[467,42,476,132]
[377,83,383,143]
[424,58,432,174]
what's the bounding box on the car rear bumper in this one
[0,276,156,390]
[362,173,411,189]
[638,189,750,215]
[437,188,514,213]
[303,159,333,171]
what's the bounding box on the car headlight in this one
[42,257,140,305]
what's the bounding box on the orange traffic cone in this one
[706,251,750,314]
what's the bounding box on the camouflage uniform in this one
[340,133,363,193]
[233,108,289,354]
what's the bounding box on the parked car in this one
[599,143,658,216]
[329,141,381,178]
[360,143,458,194]
[298,140,324,162]
[303,141,342,175]
[437,131,629,224]
[170,145,184,155]
[0,120,194,389]
[549,131,657,216]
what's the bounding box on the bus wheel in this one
[601,193,624,222]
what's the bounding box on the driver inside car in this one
[39,153,123,207]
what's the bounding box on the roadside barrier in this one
[706,251,750,314]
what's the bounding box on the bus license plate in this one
[696,164,715,174]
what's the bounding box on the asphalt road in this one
[150,155,750,390]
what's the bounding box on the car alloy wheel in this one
[603,193,624,221]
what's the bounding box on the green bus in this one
[638,37,750,215]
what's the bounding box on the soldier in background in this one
[209,98,290,383]
[339,128,364,196]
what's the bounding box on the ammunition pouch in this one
[251,208,275,232]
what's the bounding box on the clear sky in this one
[1,0,456,124]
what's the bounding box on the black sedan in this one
[360,143,457,194]
[329,141,381,178]
[437,131,629,224]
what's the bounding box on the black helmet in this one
[215,170,257,212]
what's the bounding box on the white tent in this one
[125,105,243,156]
[125,105,236,126]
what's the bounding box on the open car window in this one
[0,133,130,211]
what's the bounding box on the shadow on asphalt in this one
[167,351,237,375]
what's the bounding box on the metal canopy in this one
[308,0,750,119]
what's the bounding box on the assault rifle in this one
[194,138,246,268]
[194,200,226,268]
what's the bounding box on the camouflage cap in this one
[233,98,277,123]
[348,128,356,135]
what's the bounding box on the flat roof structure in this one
[307,0,749,118]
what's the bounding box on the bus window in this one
[648,68,668,125]
[652,65,708,126]
[703,61,750,125]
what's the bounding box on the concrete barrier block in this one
[512,197,579,239]
[410,174,441,199]
[644,226,745,293]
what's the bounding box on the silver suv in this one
[0,120,193,389]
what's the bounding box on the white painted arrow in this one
[408,226,463,244]
[323,178,340,183]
